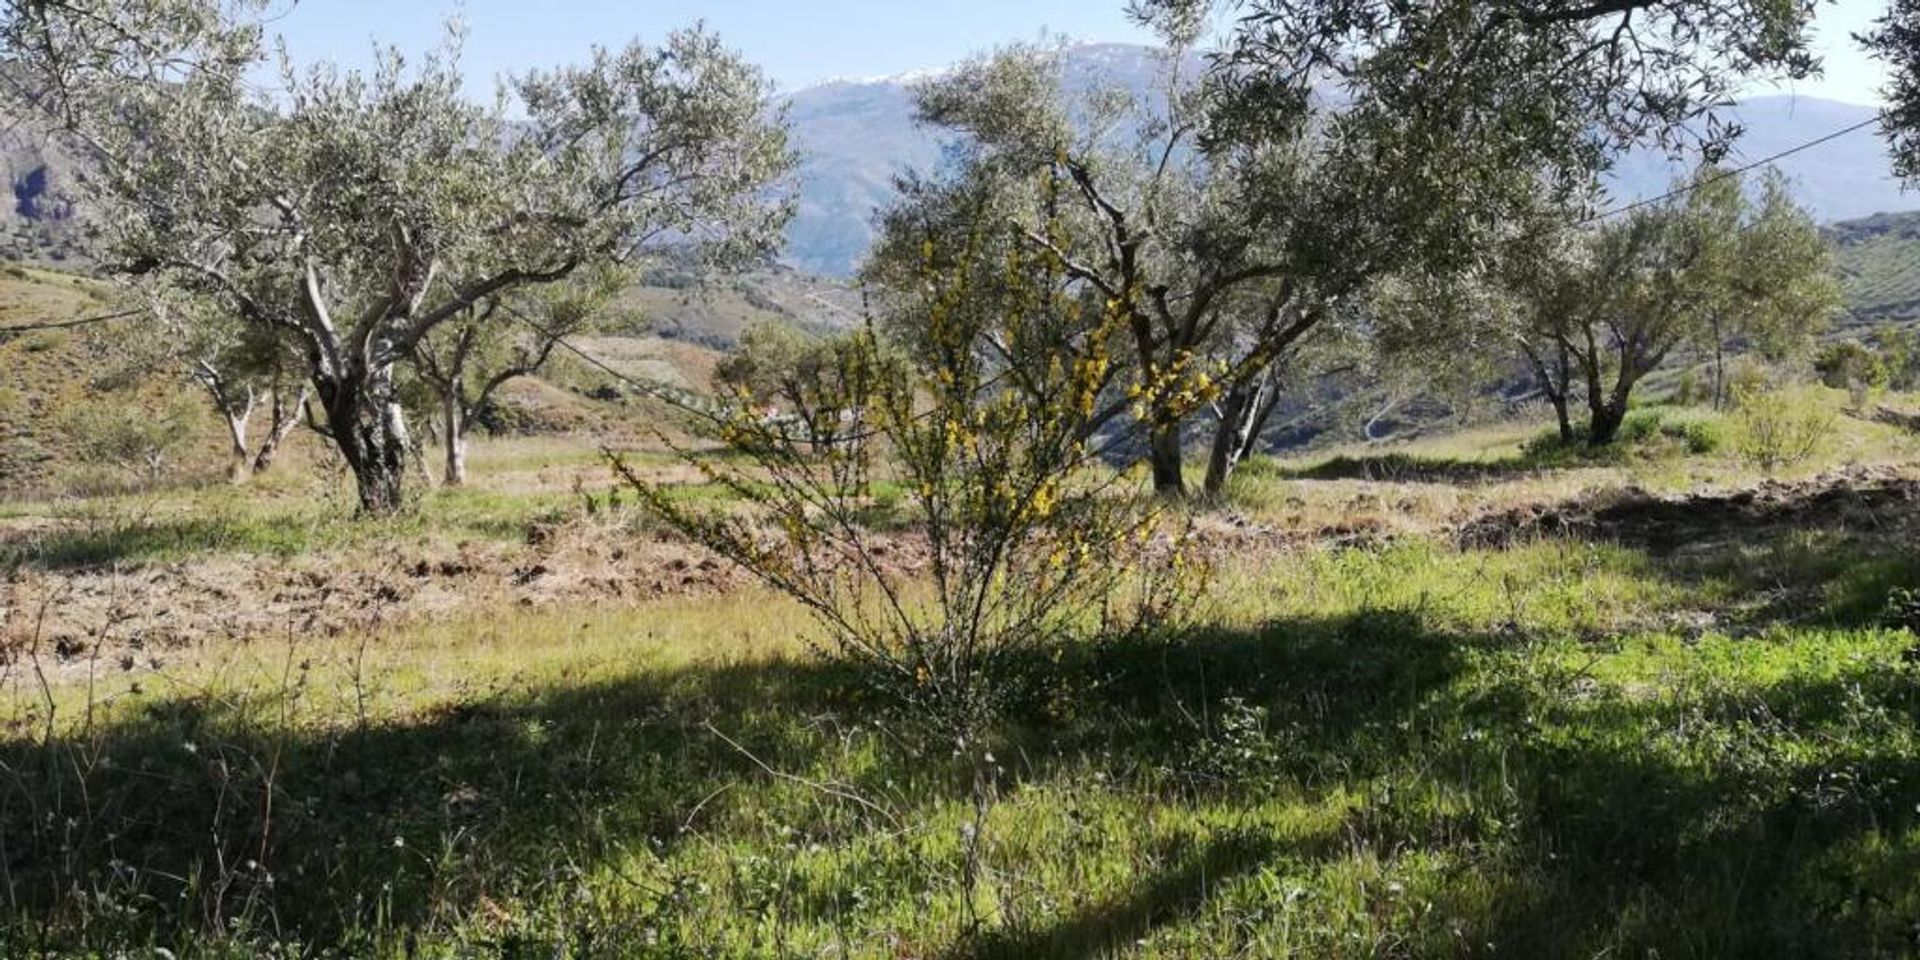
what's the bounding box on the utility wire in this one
[1580,115,1883,224]
[0,306,141,337]
[495,299,726,424]
[498,297,1030,446]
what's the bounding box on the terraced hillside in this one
[626,261,860,347]
[0,266,218,495]
[0,261,853,500]
[1829,210,1920,333]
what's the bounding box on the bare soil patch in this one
[1457,466,1920,555]
[10,465,1917,677]
[0,519,753,672]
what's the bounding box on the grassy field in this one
[3,389,1920,957]
[5,534,1918,957]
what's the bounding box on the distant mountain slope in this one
[1829,210,1920,332]
[0,122,85,263]
[1606,96,1908,221]
[780,45,1915,276]
[781,43,1191,277]
[783,80,945,277]
[624,262,861,348]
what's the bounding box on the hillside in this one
[0,267,200,495]
[626,261,861,347]
[0,265,786,499]
[1829,210,1920,332]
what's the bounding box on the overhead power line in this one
[1580,115,1884,224]
[498,297,1025,446]
[0,306,142,337]
[495,300,724,424]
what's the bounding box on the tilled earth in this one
[1457,465,1920,555]
[6,465,1917,678]
[0,518,764,675]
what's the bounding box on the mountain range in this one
[778,43,1913,277]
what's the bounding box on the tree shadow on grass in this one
[3,579,1919,956]
[957,828,1296,960]
[1458,663,1920,958]
[0,653,886,947]
[0,607,1470,953]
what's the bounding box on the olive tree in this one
[870,44,1494,499]
[1510,169,1838,445]
[4,1,792,513]
[873,0,1819,499]
[1146,0,1821,167]
[176,306,310,483]
[1815,339,1890,409]
[410,268,623,486]
[1868,0,1920,183]
[102,287,312,483]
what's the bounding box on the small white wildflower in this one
[392,835,405,849]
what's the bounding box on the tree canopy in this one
[2,0,795,512]
[1499,169,1838,445]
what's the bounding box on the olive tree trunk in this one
[1202,369,1279,498]
[250,386,308,475]
[318,359,412,516]
[220,407,253,484]
[443,387,469,488]
[1147,423,1186,498]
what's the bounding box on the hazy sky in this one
[266,0,1891,104]
[265,0,1159,94]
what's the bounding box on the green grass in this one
[4,523,1917,957]
[0,469,769,570]
[0,485,587,569]
[1247,390,1916,500]
[4,374,1918,957]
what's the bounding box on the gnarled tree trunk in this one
[1147,423,1185,498]
[1587,398,1628,446]
[1202,367,1278,497]
[1523,340,1576,443]
[221,406,253,484]
[318,358,412,516]
[250,385,308,475]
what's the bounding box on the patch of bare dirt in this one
[12,465,1916,678]
[0,519,760,673]
[0,509,961,681]
[1456,466,1920,555]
